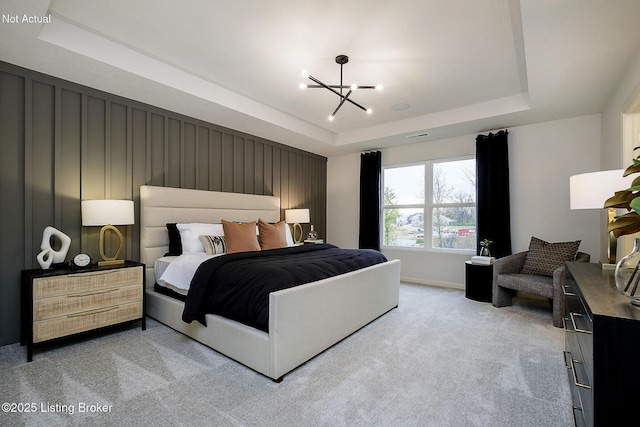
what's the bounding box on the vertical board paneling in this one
[222,133,234,192]
[150,113,165,186]
[234,137,245,193]
[0,61,327,346]
[167,118,181,188]
[0,71,25,345]
[59,89,82,256]
[183,122,196,189]
[210,130,222,191]
[198,126,210,190]
[30,81,55,264]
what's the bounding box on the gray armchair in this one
[492,251,590,327]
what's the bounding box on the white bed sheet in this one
[156,253,222,293]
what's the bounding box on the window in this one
[383,157,476,252]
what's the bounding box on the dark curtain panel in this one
[476,130,512,258]
[359,151,382,251]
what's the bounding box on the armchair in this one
[492,249,590,327]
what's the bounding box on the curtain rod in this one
[478,128,508,135]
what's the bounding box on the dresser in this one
[21,261,145,362]
[564,262,640,427]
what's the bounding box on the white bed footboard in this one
[268,259,401,379]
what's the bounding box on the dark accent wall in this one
[0,61,327,346]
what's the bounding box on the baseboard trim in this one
[400,276,464,291]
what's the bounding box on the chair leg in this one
[552,298,563,328]
[492,285,514,308]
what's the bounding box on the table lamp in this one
[570,169,634,266]
[82,199,134,266]
[285,208,310,244]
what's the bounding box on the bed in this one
[140,185,401,381]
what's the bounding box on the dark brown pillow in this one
[221,220,261,254]
[521,236,580,277]
[258,219,288,250]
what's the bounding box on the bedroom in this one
[2,0,640,425]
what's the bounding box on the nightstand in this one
[464,261,493,302]
[21,261,145,362]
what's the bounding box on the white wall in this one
[327,114,602,288]
[600,47,640,256]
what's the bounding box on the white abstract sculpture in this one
[36,226,71,269]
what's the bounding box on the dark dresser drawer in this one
[564,262,640,427]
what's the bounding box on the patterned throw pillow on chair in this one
[521,236,580,277]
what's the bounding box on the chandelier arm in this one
[344,96,368,112]
[331,90,353,117]
[307,75,346,99]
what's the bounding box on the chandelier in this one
[300,55,382,121]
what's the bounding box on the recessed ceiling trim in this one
[336,93,530,146]
[37,13,336,146]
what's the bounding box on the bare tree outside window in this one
[383,158,476,251]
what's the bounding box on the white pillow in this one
[176,223,224,253]
[284,223,294,246]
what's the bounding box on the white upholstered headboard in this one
[140,185,281,288]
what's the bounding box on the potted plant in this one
[479,238,493,257]
[604,154,640,304]
[604,155,640,237]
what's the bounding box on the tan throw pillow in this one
[258,219,288,250]
[221,220,261,254]
[521,236,580,277]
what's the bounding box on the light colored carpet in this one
[0,283,572,426]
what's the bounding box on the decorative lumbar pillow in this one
[176,223,225,253]
[199,235,227,255]
[221,220,261,253]
[521,236,581,277]
[258,219,288,250]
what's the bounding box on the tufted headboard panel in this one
[140,185,281,288]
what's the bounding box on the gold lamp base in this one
[98,224,126,266]
[292,223,304,244]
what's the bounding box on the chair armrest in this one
[493,251,528,275]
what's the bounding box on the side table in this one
[21,260,145,362]
[464,261,493,302]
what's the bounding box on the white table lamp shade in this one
[82,200,135,226]
[285,208,310,224]
[570,169,634,210]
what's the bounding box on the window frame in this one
[382,155,476,254]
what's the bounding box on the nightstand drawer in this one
[33,301,142,343]
[33,266,143,299]
[33,284,142,321]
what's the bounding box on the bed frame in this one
[140,185,400,381]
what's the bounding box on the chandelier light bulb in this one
[302,70,309,78]
[299,83,307,90]
[375,84,383,90]
[328,115,334,121]
[350,83,358,91]
[366,108,373,114]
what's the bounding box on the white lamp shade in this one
[285,208,310,224]
[570,169,634,210]
[82,200,135,226]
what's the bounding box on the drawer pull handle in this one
[67,288,121,298]
[562,284,575,297]
[67,306,118,318]
[562,317,575,333]
[570,357,592,389]
[569,312,592,334]
[563,350,572,369]
[66,270,117,278]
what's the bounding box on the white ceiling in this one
[2,0,640,156]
